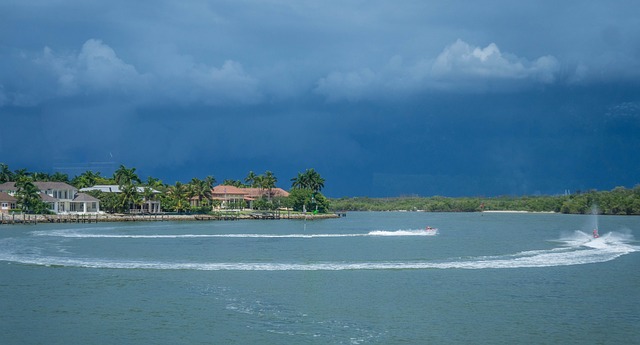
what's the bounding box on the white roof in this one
[80,185,160,193]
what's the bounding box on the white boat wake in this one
[369,229,438,236]
[30,228,438,239]
[1,229,636,271]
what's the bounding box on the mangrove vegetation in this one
[330,186,640,215]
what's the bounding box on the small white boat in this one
[425,226,438,234]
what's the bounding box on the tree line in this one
[4,162,638,215]
[330,185,640,215]
[0,163,329,214]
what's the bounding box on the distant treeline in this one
[330,185,640,215]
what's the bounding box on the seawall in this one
[0,212,339,224]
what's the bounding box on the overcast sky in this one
[1,1,639,197]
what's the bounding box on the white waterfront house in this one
[80,185,162,213]
[0,181,100,214]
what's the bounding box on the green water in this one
[1,212,638,344]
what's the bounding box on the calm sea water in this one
[1,212,638,344]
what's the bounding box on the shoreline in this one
[0,212,340,225]
[481,210,557,214]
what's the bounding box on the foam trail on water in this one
[32,232,365,239]
[369,229,438,236]
[2,238,636,271]
[555,230,636,248]
[0,253,631,271]
[5,230,635,271]
[31,229,436,239]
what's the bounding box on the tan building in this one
[211,185,290,209]
[243,187,290,199]
[211,185,250,209]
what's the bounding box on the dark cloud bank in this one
[1,1,639,197]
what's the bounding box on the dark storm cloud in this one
[1,1,639,196]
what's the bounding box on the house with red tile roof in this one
[243,187,290,199]
[211,185,250,209]
[210,185,290,209]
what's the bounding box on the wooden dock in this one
[0,213,40,225]
[195,211,240,221]
[44,214,100,223]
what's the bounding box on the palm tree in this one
[262,171,277,200]
[146,176,160,186]
[119,183,141,213]
[15,178,41,213]
[141,186,157,212]
[290,169,325,212]
[244,171,257,187]
[291,169,325,193]
[305,169,325,193]
[113,165,141,186]
[71,171,102,189]
[253,175,265,198]
[168,182,188,213]
[13,168,30,180]
[0,163,14,183]
[50,172,70,182]
[32,172,51,181]
[204,175,216,190]
[113,165,141,213]
[290,172,305,190]
[222,179,243,187]
[187,178,212,207]
[145,176,165,191]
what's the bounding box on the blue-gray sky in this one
[1,1,639,197]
